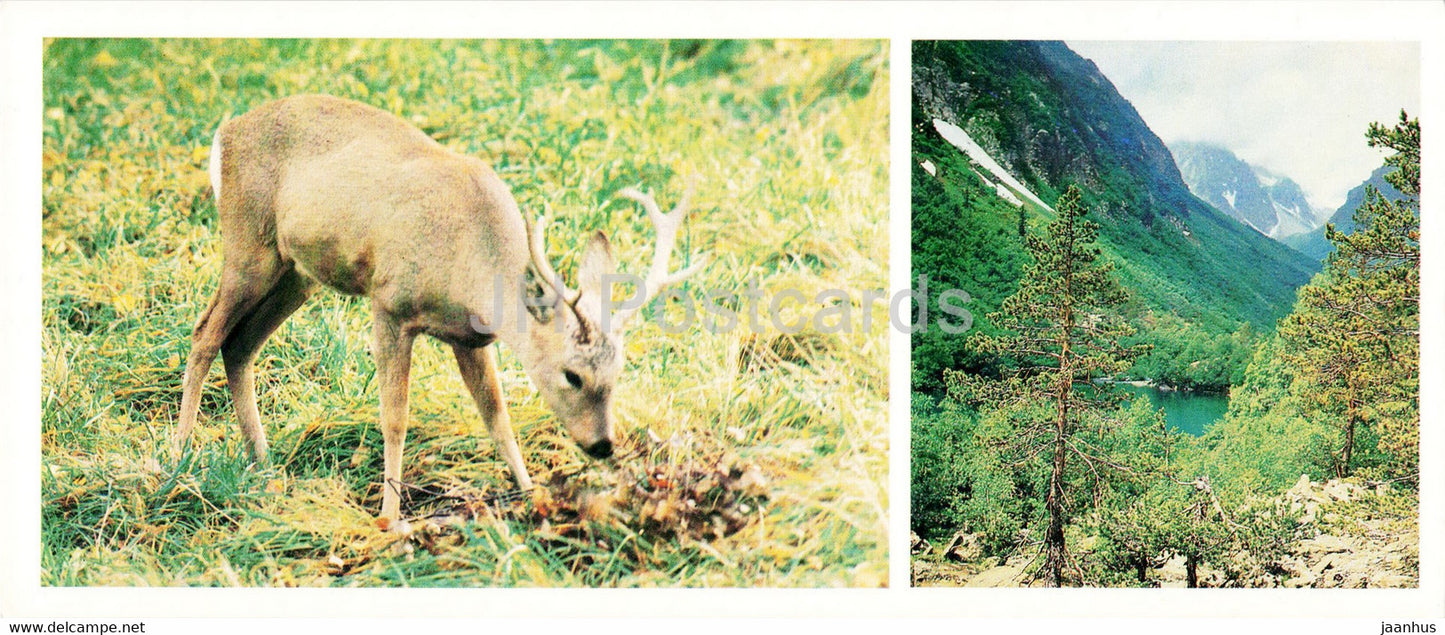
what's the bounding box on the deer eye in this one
[563,370,584,389]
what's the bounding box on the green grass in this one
[41,38,888,587]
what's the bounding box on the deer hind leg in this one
[174,260,284,454]
[373,312,416,522]
[453,344,534,490]
[220,268,314,464]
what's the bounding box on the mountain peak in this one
[1169,141,1326,239]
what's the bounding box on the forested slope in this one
[910,40,1419,588]
[912,40,1319,392]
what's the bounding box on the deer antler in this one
[526,213,582,310]
[614,184,707,326]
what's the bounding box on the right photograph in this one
[910,41,1420,588]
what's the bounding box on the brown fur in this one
[170,95,697,522]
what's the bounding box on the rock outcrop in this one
[1273,476,1417,588]
[942,531,983,563]
[913,475,1418,588]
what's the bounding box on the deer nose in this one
[583,438,613,459]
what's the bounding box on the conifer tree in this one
[948,185,1144,586]
[1281,112,1419,479]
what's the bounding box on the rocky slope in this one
[1271,475,1418,588]
[912,475,1418,588]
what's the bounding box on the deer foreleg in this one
[454,344,534,491]
[373,313,416,522]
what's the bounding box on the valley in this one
[910,40,1420,588]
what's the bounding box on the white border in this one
[1,0,1442,620]
[888,34,912,597]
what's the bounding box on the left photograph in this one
[40,38,889,587]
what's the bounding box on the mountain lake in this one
[1116,383,1229,436]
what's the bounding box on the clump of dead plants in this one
[382,430,770,559]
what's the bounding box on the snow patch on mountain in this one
[1270,200,1314,238]
[1171,141,1328,241]
[932,118,1052,211]
[972,169,993,189]
[992,181,1023,206]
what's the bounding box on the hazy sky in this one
[1066,41,1419,211]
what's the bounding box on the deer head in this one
[513,186,706,459]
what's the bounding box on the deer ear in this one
[578,231,615,300]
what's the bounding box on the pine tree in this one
[947,185,1145,586]
[1282,112,1419,480]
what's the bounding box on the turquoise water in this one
[1115,383,1229,437]
[914,384,1230,437]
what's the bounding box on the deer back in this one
[213,94,529,335]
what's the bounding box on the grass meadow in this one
[40,39,889,587]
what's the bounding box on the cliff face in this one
[913,40,1194,226]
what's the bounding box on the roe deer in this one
[173,94,705,521]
